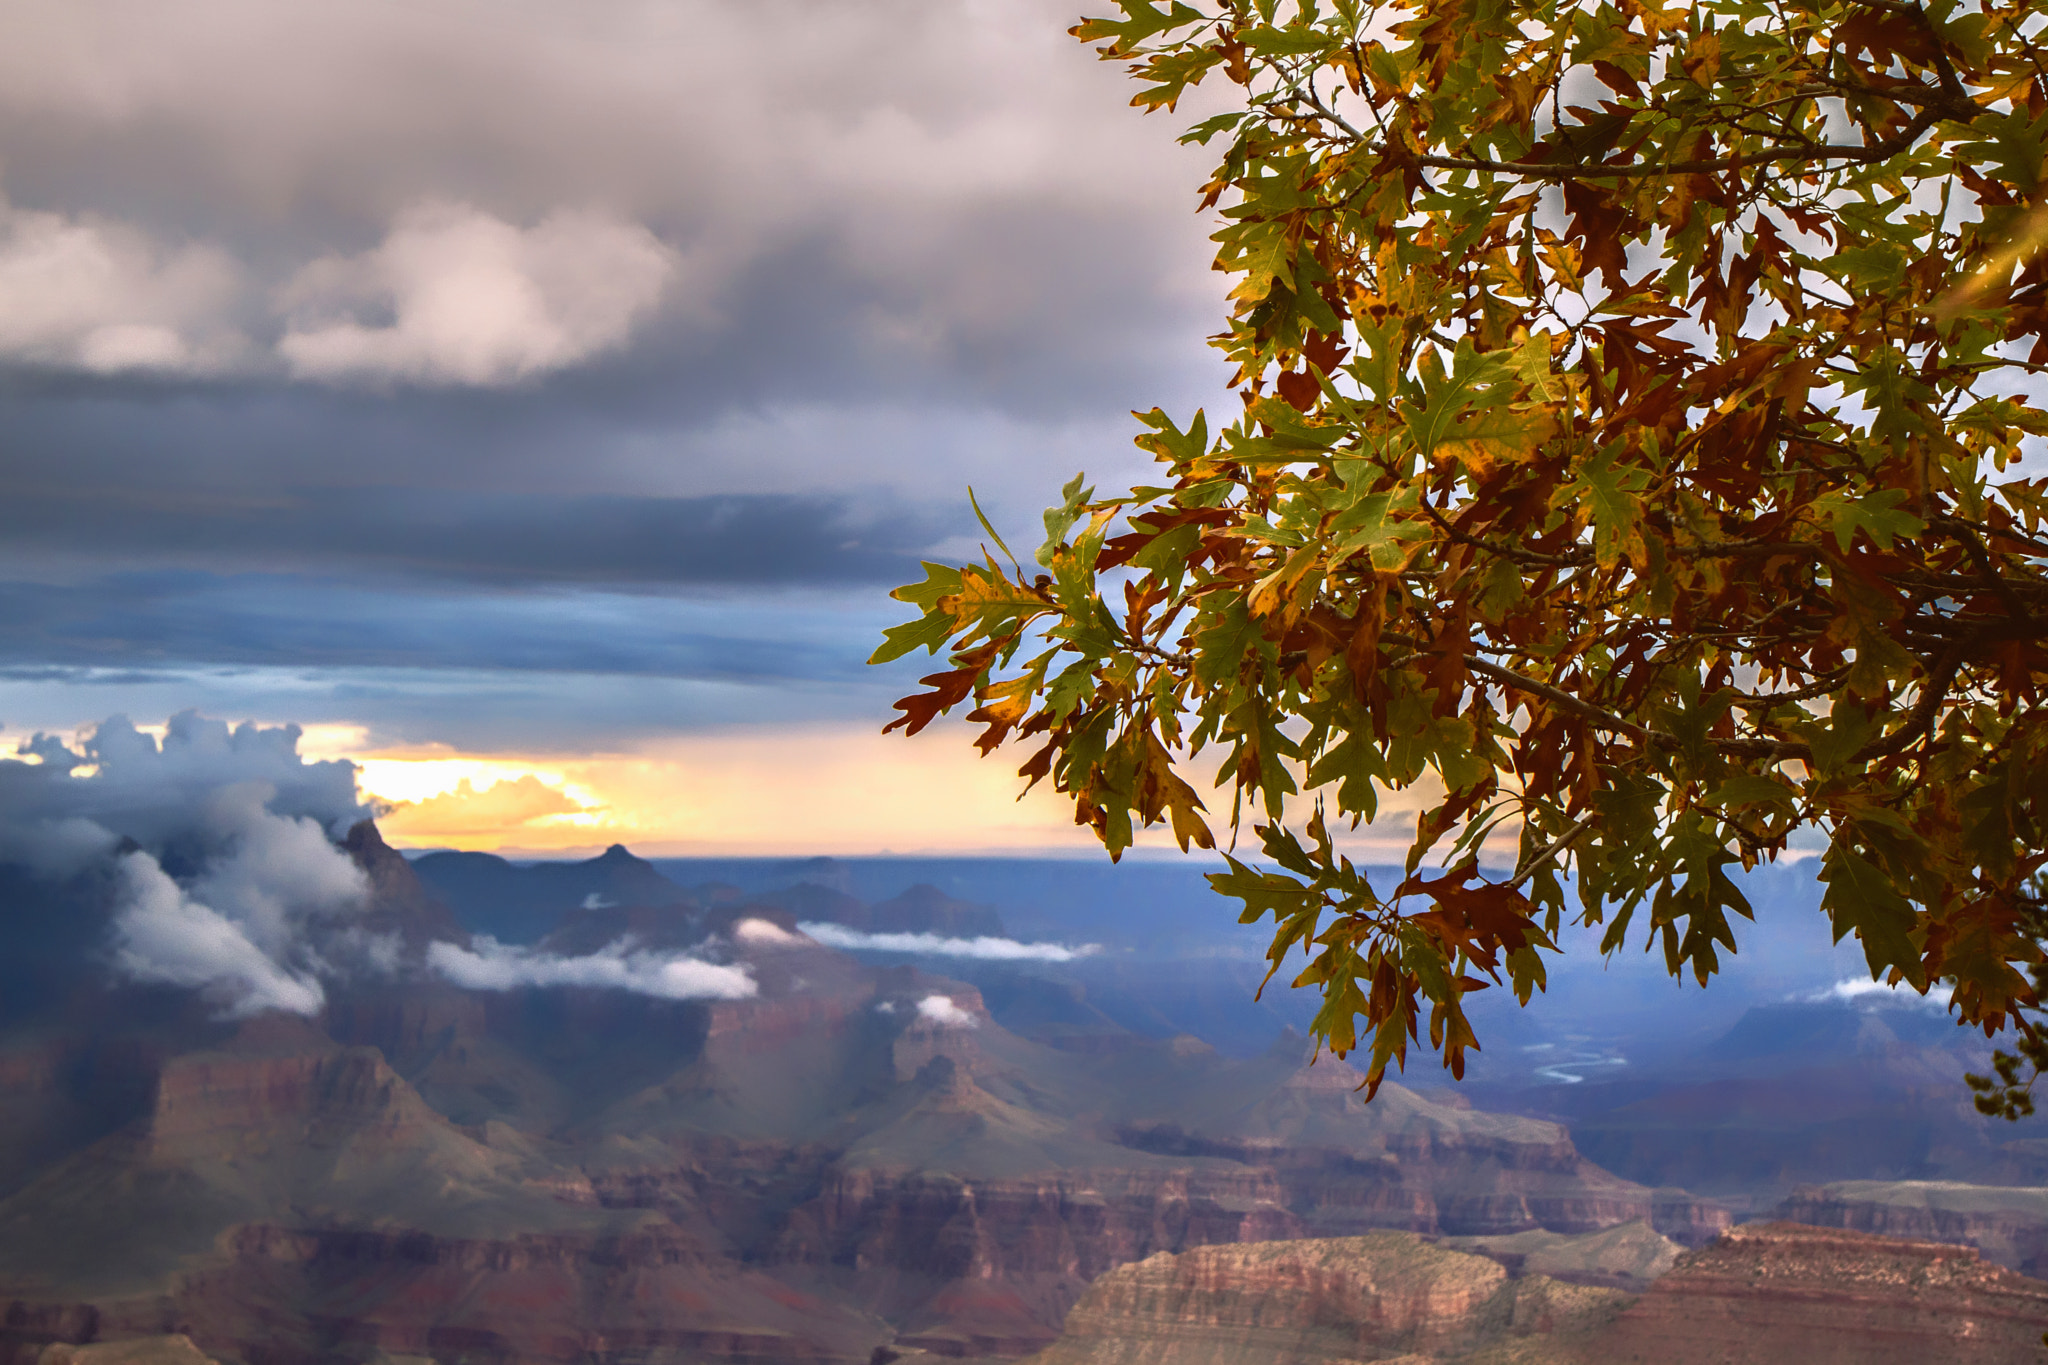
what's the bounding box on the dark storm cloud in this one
[0,486,939,587]
[0,572,899,683]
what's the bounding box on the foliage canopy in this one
[875,0,2048,1102]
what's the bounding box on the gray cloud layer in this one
[0,0,1227,752]
[0,489,938,586]
[0,0,1216,405]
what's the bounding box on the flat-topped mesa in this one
[142,1041,463,1167]
[1112,1052,1733,1246]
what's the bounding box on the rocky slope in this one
[1440,1220,1679,1288]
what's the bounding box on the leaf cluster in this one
[878,0,2048,1097]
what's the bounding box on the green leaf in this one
[1072,0,1207,49]
[1702,774,1798,809]
[1574,445,1650,568]
[1820,847,1923,984]
[869,609,958,665]
[1242,24,1335,56]
[968,487,1021,569]
[1812,487,1927,553]
[889,561,964,609]
[1192,598,1268,687]
[1039,472,1095,567]
[1330,488,1432,571]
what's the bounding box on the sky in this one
[0,0,1251,855]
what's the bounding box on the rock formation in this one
[29,1338,220,1365]
[1594,1220,2048,1363]
[1024,1222,2048,1365]
[1775,1179,2048,1275]
[1019,1230,1627,1364]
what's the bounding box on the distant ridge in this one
[410,842,685,943]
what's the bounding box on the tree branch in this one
[1408,104,1947,181]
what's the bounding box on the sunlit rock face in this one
[1595,1221,2048,1365]
[1020,1231,1630,1365]
[1024,1223,2048,1365]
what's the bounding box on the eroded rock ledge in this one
[1025,1222,2048,1365]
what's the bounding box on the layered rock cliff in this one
[1024,1222,2048,1365]
[1593,1220,2048,1363]
[1775,1179,2048,1275]
[1019,1230,1627,1364]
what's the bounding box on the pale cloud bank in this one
[426,935,756,1001]
[112,849,329,1017]
[0,196,675,387]
[0,200,244,374]
[4,713,378,1017]
[1804,977,1954,1010]
[106,780,373,1017]
[799,921,1099,962]
[278,202,676,386]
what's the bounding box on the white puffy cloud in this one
[732,917,804,947]
[0,194,677,388]
[1804,977,1954,1010]
[0,201,244,373]
[103,777,370,1015]
[278,202,676,386]
[425,935,756,1000]
[110,851,328,1017]
[180,780,371,958]
[799,921,1099,962]
[0,712,384,1017]
[0,0,1219,412]
[914,993,976,1028]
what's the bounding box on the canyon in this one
[0,833,1733,1365]
[14,835,2048,1364]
